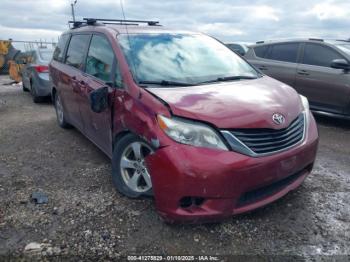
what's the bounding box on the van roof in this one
[65,19,195,35]
[65,24,196,36]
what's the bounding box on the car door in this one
[77,34,120,156]
[254,43,300,88]
[61,33,91,131]
[295,43,350,114]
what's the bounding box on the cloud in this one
[307,1,350,20]
[252,5,280,21]
[0,0,349,49]
[197,23,244,37]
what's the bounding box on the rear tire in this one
[112,133,154,198]
[31,89,42,103]
[54,92,71,129]
[22,81,29,92]
[30,80,43,103]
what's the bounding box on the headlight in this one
[300,95,310,123]
[300,95,309,112]
[157,115,228,151]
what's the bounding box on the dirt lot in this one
[0,75,349,260]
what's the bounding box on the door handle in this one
[297,70,310,76]
[258,66,268,71]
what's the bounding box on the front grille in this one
[236,166,309,208]
[229,113,305,155]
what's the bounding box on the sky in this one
[1,0,350,50]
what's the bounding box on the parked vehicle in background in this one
[22,47,54,103]
[245,39,350,118]
[50,18,318,223]
[226,42,249,56]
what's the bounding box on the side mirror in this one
[235,50,245,56]
[89,86,109,113]
[331,59,350,71]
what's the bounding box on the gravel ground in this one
[0,75,349,261]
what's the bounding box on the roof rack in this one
[68,18,160,29]
[335,39,350,43]
[84,18,160,26]
[68,21,84,28]
[309,38,324,42]
[254,38,328,45]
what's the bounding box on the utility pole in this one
[71,0,77,22]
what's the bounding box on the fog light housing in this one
[179,197,205,208]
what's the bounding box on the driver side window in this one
[86,35,116,83]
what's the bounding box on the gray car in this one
[245,39,350,119]
[22,48,54,103]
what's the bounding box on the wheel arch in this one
[113,130,132,150]
[51,86,57,102]
[112,129,160,154]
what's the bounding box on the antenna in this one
[71,0,78,22]
[119,0,139,81]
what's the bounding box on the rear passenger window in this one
[266,43,299,63]
[65,34,90,70]
[85,35,114,82]
[254,46,269,58]
[53,34,69,62]
[302,43,343,67]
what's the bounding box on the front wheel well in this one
[113,130,159,152]
[113,130,131,150]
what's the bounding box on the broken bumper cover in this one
[146,115,318,223]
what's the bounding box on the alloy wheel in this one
[120,142,154,193]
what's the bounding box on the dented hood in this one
[146,76,303,129]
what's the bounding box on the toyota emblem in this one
[272,113,285,125]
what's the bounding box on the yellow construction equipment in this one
[0,40,11,55]
[0,40,11,72]
[0,40,23,82]
[8,60,23,83]
[0,55,4,69]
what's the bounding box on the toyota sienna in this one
[49,19,319,223]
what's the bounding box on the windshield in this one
[39,50,54,61]
[335,44,350,56]
[118,33,259,85]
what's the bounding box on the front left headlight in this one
[300,95,309,112]
[157,115,228,151]
[300,95,310,123]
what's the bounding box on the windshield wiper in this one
[198,75,258,85]
[138,80,195,87]
[218,75,258,81]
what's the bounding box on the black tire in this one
[30,80,43,103]
[112,133,154,198]
[54,92,71,129]
[31,88,42,103]
[22,81,29,92]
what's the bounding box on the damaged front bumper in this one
[145,114,319,223]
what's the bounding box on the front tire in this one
[54,92,71,129]
[112,134,154,198]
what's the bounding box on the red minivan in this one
[49,19,319,223]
